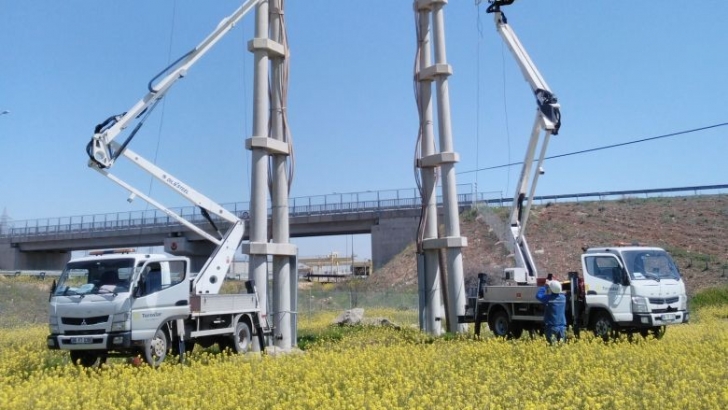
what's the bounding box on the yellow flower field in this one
[0,306,726,410]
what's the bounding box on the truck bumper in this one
[47,331,133,351]
[632,311,689,327]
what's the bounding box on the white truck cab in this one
[48,250,192,364]
[582,246,689,334]
[48,249,267,367]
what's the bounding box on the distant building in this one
[298,253,372,283]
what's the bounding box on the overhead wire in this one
[267,0,295,196]
[457,121,728,175]
[413,5,425,251]
[241,13,251,200]
[500,40,512,195]
[135,0,179,249]
[412,5,439,253]
[475,1,483,199]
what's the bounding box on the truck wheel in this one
[232,321,252,354]
[591,312,615,341]
[488,310,512,338]
[144,328,169,367]
[217,337,233,353]
[70,350,101,367]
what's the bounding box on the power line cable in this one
[458,121,728,175]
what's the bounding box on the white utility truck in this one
[459,1,689,339]
[47,0,273,366]
[48,249,267,366]
[464,245,690,339]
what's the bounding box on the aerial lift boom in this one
[487,0,561,284]
[85,0,263,294]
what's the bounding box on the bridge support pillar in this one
[371,216,419,270]
[0,243,70,271]
[164,237,217,273]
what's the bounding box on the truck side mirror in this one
[49,280,57,301]
[610,267,623,285]
[133,277,145,298]
[613,268,629,286]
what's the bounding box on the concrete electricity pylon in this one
[244,0,297,352]
[414,0,467,335]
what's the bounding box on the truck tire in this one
[70,350,103,367]
[144,328,169,367]
[488,309,513,338]
[232,321,252,354]
[591,311,615,341]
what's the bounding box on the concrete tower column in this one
[245,0,296,351]
[269,0,297,351]
[246,0,271,351]
[413,0,467,334]
[414,1,443,336]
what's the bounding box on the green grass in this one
[0,277,52,327]
[690,285,728,310]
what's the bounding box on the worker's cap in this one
[548,280,562,294]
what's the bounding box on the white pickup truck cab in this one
[582,246,689,337]
[48,250,265,366]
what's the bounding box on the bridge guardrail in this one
[2,184,726,239]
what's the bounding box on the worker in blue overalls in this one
[536,278,567,344]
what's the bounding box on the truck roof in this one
[586,246,665,254]
[69,252,169,264]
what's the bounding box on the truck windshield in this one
[623,250,681,281]
[54,258,135,296]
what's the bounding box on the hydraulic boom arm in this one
[87,0,262,170]
[85,0,263,294]
[487,0,562,283]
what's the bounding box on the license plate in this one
[661,314,676,322]
[70,337,93,344]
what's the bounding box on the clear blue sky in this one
[2,1,726,258]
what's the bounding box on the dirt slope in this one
[370,195,728,295]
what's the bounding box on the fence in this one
[295,288,419,327]
[0,183,479,239]
[2,183,727,239]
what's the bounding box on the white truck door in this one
[582,253,632,322]
[131,260,190,341]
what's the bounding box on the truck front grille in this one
[61,315,109,326]
[649,297,679,305]
[64,329,106,336]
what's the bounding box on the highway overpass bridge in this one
[2,183,725,272]
[0,186,480,271]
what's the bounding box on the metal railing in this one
[0,184,480,239]
[1,183,726,239]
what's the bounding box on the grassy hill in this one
[370,194,728,295]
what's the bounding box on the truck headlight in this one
[49,315,59,334]
[632,296,649,313]
[680,295,688,311]
[111,312,130,332]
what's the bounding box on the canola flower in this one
[0,306,726,409]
